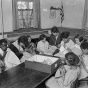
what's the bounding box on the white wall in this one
[40,0,61,28]
[62,0,85,28]
[40,0,85,29]
[0,0,85,35]
[0,0,13,33]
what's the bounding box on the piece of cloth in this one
[4,48,20,68]
[45,46,57,55]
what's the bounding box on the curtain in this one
[82,0,88,29]
[12,0,19,30]
[33,0,40,28]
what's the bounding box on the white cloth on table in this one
[54,46,68,58]
[54,39,74,58]
[45,46,57,55]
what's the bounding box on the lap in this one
[45,76,63,88]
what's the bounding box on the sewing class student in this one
[54,31,74,58]
[60,31,74,51]
[9,35,31,60]
[37,34,49,54]
[26,35,38,54]
[78,42,88,80]
[49,26,61,55]
[49,26,61,46]
[0,39,21,70]
[0,39,8,72]
[26,35,34,46]
[71,34,84,56]
[24,35,36,55]
[45,52,80,88]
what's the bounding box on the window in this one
[17,1,33,28]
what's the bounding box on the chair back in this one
[71,78,78,88]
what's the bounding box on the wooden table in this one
[0,63,50,88]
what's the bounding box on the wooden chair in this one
[71,78,78,88]
[78,77,88,85]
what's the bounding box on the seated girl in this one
[49,26,61,46]
[54,31,74,59]
[26,35,35,47]
[37,34,49,54]
[20,42,37,63]
[9,35,32,61]
[71,34,83,56]
[0,39,20,71]
[26,35,39,54]
[78,42,88,80]
[45,52,80,88]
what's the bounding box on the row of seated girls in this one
[45,41,88,88]
[36,26,88,88]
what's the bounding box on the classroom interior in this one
[0,0,88,88]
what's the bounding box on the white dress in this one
[79,55,88,80]
[37,41,49,53]
[45,65,80,88]
[0,48,21,70]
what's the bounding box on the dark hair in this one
[75,34,84,42]
[51,26,59,33]
[26,35,31,38]
[61,31,70,39]
[65,52,79,66]
[18,36,29,47]
[39,34,46,40]
[0,39,7,46]
[80,42,88,50]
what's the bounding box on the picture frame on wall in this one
[49,9,56,19]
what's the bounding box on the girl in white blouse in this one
[45,52,80,88]
[37,34,49,54]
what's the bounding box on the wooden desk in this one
[0,63,50,88]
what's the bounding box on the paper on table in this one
[45,46,57,55]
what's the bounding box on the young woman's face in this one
[19,42,25,49]
[66,60,70,66]
[0,42,7,51]
[75,38,80,45]
[28,37,31,43]
[63,38,68,43]
[42,38,46,43]
[82,48,88,55]
[53,32,58,36]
